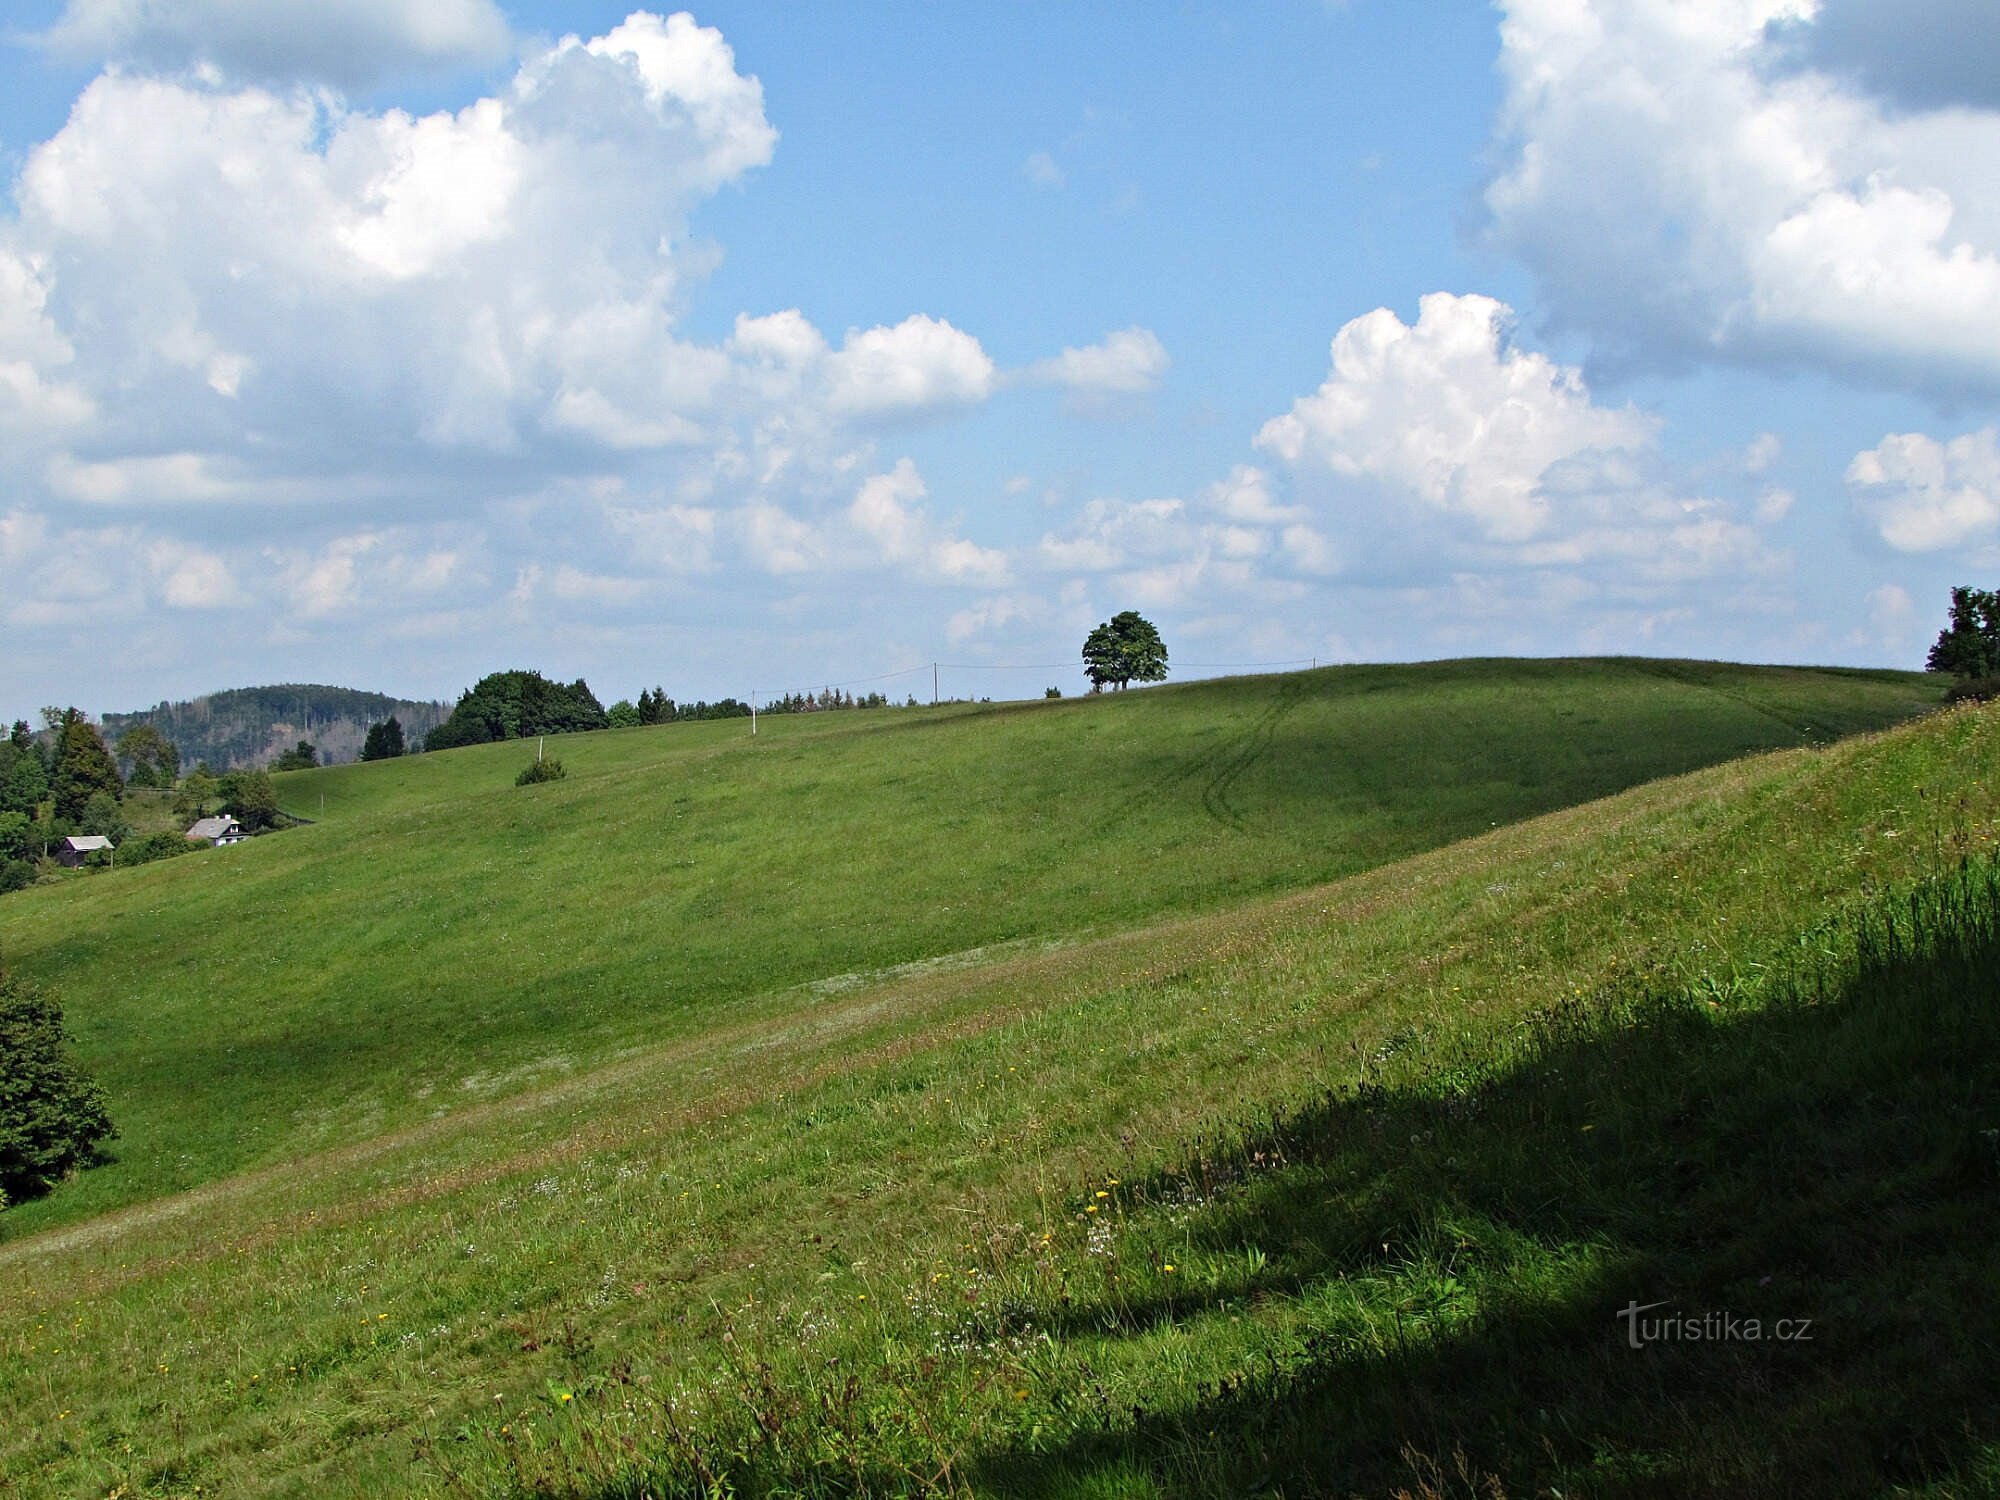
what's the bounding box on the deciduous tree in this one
[115,725,180,789]
[1926,586,2000,679]
[1082,611,1170,692]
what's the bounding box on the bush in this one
[1045,686,1063,699]
[0,968,115,1206]
[515,757,568,786]
[0,860,33,895]
[1944,676,2000,704]
[119,830,201,867]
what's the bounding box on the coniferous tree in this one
[51,712,122,822]
[0,966,116,1205]
[360,716,406,761]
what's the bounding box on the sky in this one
[2,0,1998,717]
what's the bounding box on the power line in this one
[746,653,1325,702]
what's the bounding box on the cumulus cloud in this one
[1847,427,2000,551]
[823,315,995,417]
[1030,326,1169,396]
[6,12,778,488]
[44,0,513,90]
[1256,292,1654,543]
[1486,0,2000,395]
[1770,0,2000,112]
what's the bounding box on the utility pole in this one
[932,662,938,707]
[538,736,545,765]
[750,689,758,736]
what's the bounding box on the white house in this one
[185,815,247,846]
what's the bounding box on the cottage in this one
[185,815,247,847]
[55,834,114,868]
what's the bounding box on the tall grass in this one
[453,856,2000,1499]
[0,677,1984,1500]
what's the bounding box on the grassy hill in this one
[0,659,1936,1234]
[4,658,1992,1497]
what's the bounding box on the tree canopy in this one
[1927,586,2000,679]
[0,967,115,1206]
[1082,611,1170,692]
[0,744,47,819]
[269,740,319,772]
[360,717,406,761]
[114,725,179,789]
[220,769,280,831]
[424,671,608,751]
[51,711,122,822]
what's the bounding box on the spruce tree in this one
[51,712,122,822]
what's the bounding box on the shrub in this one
[0,861,33,895]
[119,830,201,867]
[515,756,568,786]
[1045,686,1063,699]
[1944,676,2000,704]
[0,968,115,1206]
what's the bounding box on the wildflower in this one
[1163,1264,1176,1273]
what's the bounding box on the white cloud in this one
[44,0,513,89]
[1847,427,2000,551]
[7,12,777,483]
[847,458,930,563]
[1023,151,1065,189]
[1755,487,1797,524]
[1256,292,1654,542]
[824,315,995,417]
[147,539,241,609]
[1203,464,1300,524]
[1486,0,2000,394]
[1030,326,1169,395]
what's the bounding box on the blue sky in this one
[2,1,1996,717]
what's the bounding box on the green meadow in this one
[3,657,1995,1497]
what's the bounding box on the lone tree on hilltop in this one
[1083,611,1169,692]
[1927,586,2000,684]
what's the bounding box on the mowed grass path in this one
[0,659,1935,1238]
[0,695,1992,1497]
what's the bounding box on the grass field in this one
[2,658,1990,1497]
[0,659,1938,1237]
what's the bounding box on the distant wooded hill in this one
[101,685,450,770]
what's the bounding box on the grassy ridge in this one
[0,693,1991,1496]
[0,660,1937,1236]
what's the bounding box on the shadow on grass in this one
[976,861,2000,1498]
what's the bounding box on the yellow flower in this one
[1163,1264,1176,1273]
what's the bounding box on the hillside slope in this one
[0,692,1992,1497]
[0,658,1938,1237]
